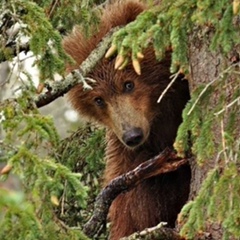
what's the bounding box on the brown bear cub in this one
[63,0,191,239]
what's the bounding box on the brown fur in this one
[63,1,191,239]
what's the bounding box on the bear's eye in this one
[94,97,105,107]
[124,81,134,93]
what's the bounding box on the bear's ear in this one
[103,0,146,27]
[67,83,83,111]
[68,83,89,110]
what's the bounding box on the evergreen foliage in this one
[0,0,101,81]
[0,90,90,239]
[56,126,105,226]
[180,164,240,239]
[0,0,105,239]
[111,0,240,73]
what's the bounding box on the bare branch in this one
[121,223,185,240]
[83,148,188,238]
[157,70,181,103]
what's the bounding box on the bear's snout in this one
[122,127,144,148]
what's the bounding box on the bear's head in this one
[67,51,178,149]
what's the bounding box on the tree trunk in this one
[187,27,240,239]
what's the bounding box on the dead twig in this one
[83,148,188,238]
[121,222,185,240]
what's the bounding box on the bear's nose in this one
[122,128,144,147]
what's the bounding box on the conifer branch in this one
[35,27,119,108]
[83,148,188,238]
